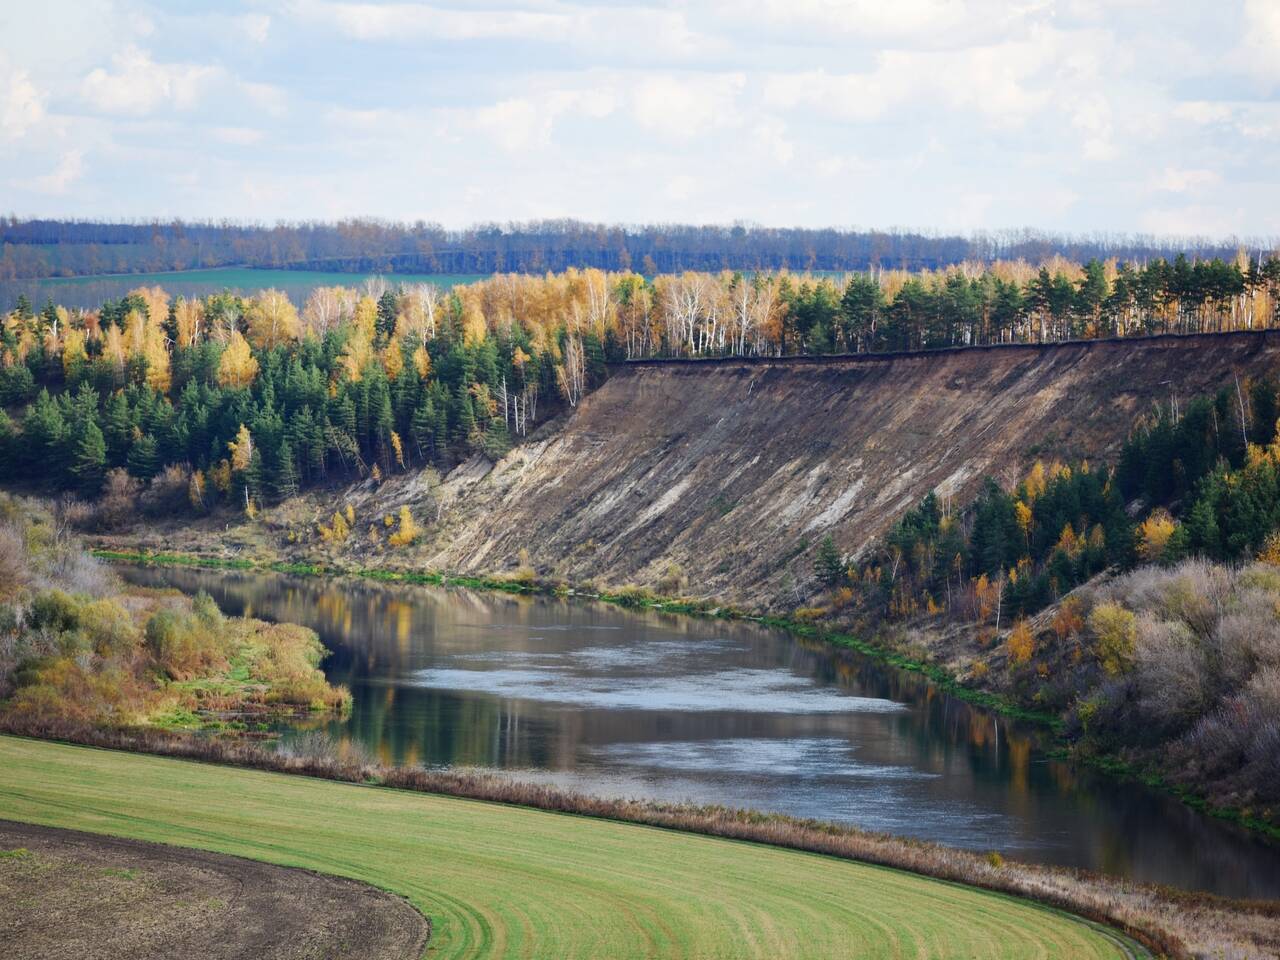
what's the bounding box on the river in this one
[119,565,1280,899]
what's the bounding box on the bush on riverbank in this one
[0,495,350,727]
[1065,560,1280,813]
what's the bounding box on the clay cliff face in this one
[409,332,1280,609]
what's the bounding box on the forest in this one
[0,216,1263,280]
[841,375,1280,625]
[1,255,1279,521]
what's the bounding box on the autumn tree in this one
[217,330,259,388]
[245,289,301,349]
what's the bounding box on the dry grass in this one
[4,718,1277,960]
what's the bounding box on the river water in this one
[120,565,1280,899]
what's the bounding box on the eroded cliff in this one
[383,332,1279,608]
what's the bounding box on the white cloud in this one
[763,39,1054,129]
[471,86,617,152]
[474,98,545,152]
[717,0,983,45]
[238,81,289,117]
[1241,0,1280,82]
[1173,100,1232,124]
[1140,204,1244,238]
[212,126,265,145]
[1153,167,1220,193]
[81,46,221,114]
[750,117,794,165]
[288,1,564,41]
[664,173,698,202]
[287,1,709,61]
[1,62,44,141]
[28,150,85,194]
[239,13,272,44]
[632,73,745,140]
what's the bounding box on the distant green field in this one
[0,736,1141,960]
[1,268,487,311]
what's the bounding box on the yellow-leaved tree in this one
[141,319,171,393]
[218,330,259,388]
[246,289,301,349]
[62,327,88,377]
[188,469,206,511]
[337,296,377,381]
[382,342,404,381]
[1137,509,1177,563]
[412,345,431,378]
[1006,619,1035,665]
[1089,602,1136,676]
[228,424,254,473]
[388,506,421,547]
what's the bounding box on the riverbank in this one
[92,547,1280,846]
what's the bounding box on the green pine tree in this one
[814,535,845,588]
[452,384,476,453]
[72,419,107,495]
[273,439,300,500]
[411,398,436,459]
[126,432,160,479]
[482,418,511,461]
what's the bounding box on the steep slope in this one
[414,332,1280,609]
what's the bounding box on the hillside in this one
[401,332,1280,608]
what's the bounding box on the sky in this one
[1,0,1278,238]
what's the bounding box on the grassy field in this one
[0,268,487,311]
[0,737,1142,960]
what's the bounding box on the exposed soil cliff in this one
[400,332,1280,608]
[99,331,1280,610]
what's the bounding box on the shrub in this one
[26,590,81,634]
[318,508,352,543]
[0,525,29,602]
[656,562,686,596]
[1050,596,1084,642]
[1088,601,1136,676]
[1132,615,1207,735]
[96,468,140,530]
[387,506,421,547]
[144,609,227,680]
[43,545,111,597]
[140,463,191,517]
[1174,667,1280,806]
[78,599,141,659]
[248,622,349,711]
[1005,620,1035,665]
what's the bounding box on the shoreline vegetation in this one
[91,546,1280,845]
[0,498,351,737]
[3,724,1278,960]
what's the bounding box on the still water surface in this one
[120,565,1280,899]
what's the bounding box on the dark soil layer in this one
[0,820,429,960]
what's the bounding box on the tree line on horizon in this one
[0,255,1278,514]
[1,216,1270,282]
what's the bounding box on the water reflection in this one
[119,565,1280,899]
